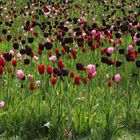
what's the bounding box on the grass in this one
[0,0,140,139]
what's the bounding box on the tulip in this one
[74,76,80,84]
[114,74,121,83]
[92,71,97,78]
[0,66,4,75]
[58,59,64,69]
[36,80,41,86]
[28,74,33,80]
[16,70,24,80]
[87,64,96,73]
[12,59,17,67]
[46,65,53,75]
[29,82,35,90]
[0,101,4,109]
[107,47,114,55]
[49,55,57,62]
[51,77,57,85]
[70,72,75,78]
[33,56,39,62]
[38,65,45,74]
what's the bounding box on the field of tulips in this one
[0,0,140,139]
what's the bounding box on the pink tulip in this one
[92,18,95,22]
[0,101,4,109]
[91,30,96,35]
[28,74,33,80]
[92,71,97,78]
[17,53,22,60]
[16,70,24,80]
[36,80,41,86]
[87,64,96,73]
[82,32,87,38]
[128,44,133,51]
[49,55,57,62]
[129,23,132,27]
[9,50,14,57]
[46,38,51,43]
[33,56,39,62]
[114,74,121,83]
[107,47,114,55]
[30,28,34,32]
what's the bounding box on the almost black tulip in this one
[3,53,12,61]
[101,57,108,63]
[136,33,140,38]
[61,69,69,76]
[24,59,30,65]
[21,40,26,45]
[115,32,122,39]
[119,48,125,54]
[28,37,34,43]
[22,76,25,80]
[2,29,7,34]
[39,43,44,50]
[44,42,53,50]
[20,49,25,54]
[76,63,83,70]
[53,68,61,76]
[116,61,122,67]
[6,35,12,41]
[136,60,140,67]
[138,48,140,53]
[126,54,132,61]
[13,43,19,49]
[25,47,32,55]
[137,26,140,31]
[136,40,140,46]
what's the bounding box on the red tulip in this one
[91,44,95,51]
[12,59,17,67]
[68,54,72,59]
[55,48,60,55]
[30,52,35,57]
[47,51,52,57]
[74,76,80,85]
[108,80,112,87]
[82,47,86,52]
[61,48,66,55]
[29,82,35,90]
[46,65,53,75]
[51,77,57,85]
[70,71,75,78]
[38,64,45,74]
[82,77,88,84]
[88,72,92,79]
[7,66,12,73]
[38,49,43,55]
[0,66,4,75]
[0,58,5,67]
[0,37,3,43]
[58,59,64,69]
